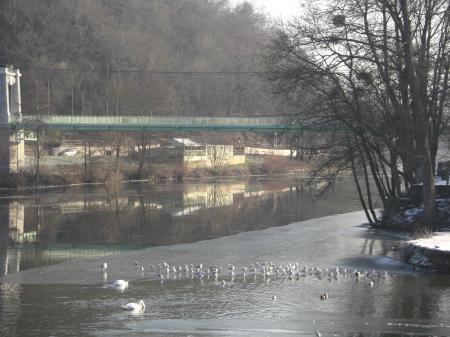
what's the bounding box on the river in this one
[1,177,450,336]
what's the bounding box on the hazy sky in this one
[232,0,303,20]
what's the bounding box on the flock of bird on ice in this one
[99,260,390,317]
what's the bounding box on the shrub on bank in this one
[0,156,313,188]
[261,156,291,176]
[380,198,450,235]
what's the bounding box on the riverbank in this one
[404,233,450,272]
[377,182,450,271]
[0,210,409,285]
[0,156,312,189]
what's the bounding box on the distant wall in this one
[244,146,296,157]
[185,145,245,169]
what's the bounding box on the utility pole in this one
[47,78,50,115]
[35,79,40,186]
[35,80,39,115]
[81,93,84,116]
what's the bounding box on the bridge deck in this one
[9,115,300,132]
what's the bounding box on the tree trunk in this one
[84,142,88,183]
[34,128,41,186]
[114,138,122,181]
[399,0,436,226]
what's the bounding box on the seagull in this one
[99,262,108,271]
[111,280,129,290]
[121,300,145,312]
[195,271,205,279]
[272,295,277,301]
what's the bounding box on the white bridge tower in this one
[0,66,24,173]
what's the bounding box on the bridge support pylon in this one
[0,66,24,174]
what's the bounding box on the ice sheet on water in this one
[373,256,407,267]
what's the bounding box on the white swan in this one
[122,300,145,312]
[111,280,129,290]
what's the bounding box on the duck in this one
[320,293,328,300]
[121,300,145,312]
[111,280,129,290]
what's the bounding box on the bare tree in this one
[206,145,228,175]
[266,0,449,228]
[113,134,123,181]
[33,80,47,186]
[136,130,151,179]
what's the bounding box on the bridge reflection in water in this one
[0,178,363,276]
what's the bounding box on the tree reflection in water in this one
[0,177,367,273]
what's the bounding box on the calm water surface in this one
[1,178,450,337]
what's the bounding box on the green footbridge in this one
[8,115,311,133]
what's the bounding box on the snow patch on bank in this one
[410,233,450,252]
[434,176,450,186]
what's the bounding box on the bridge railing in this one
[11,115,290,127]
